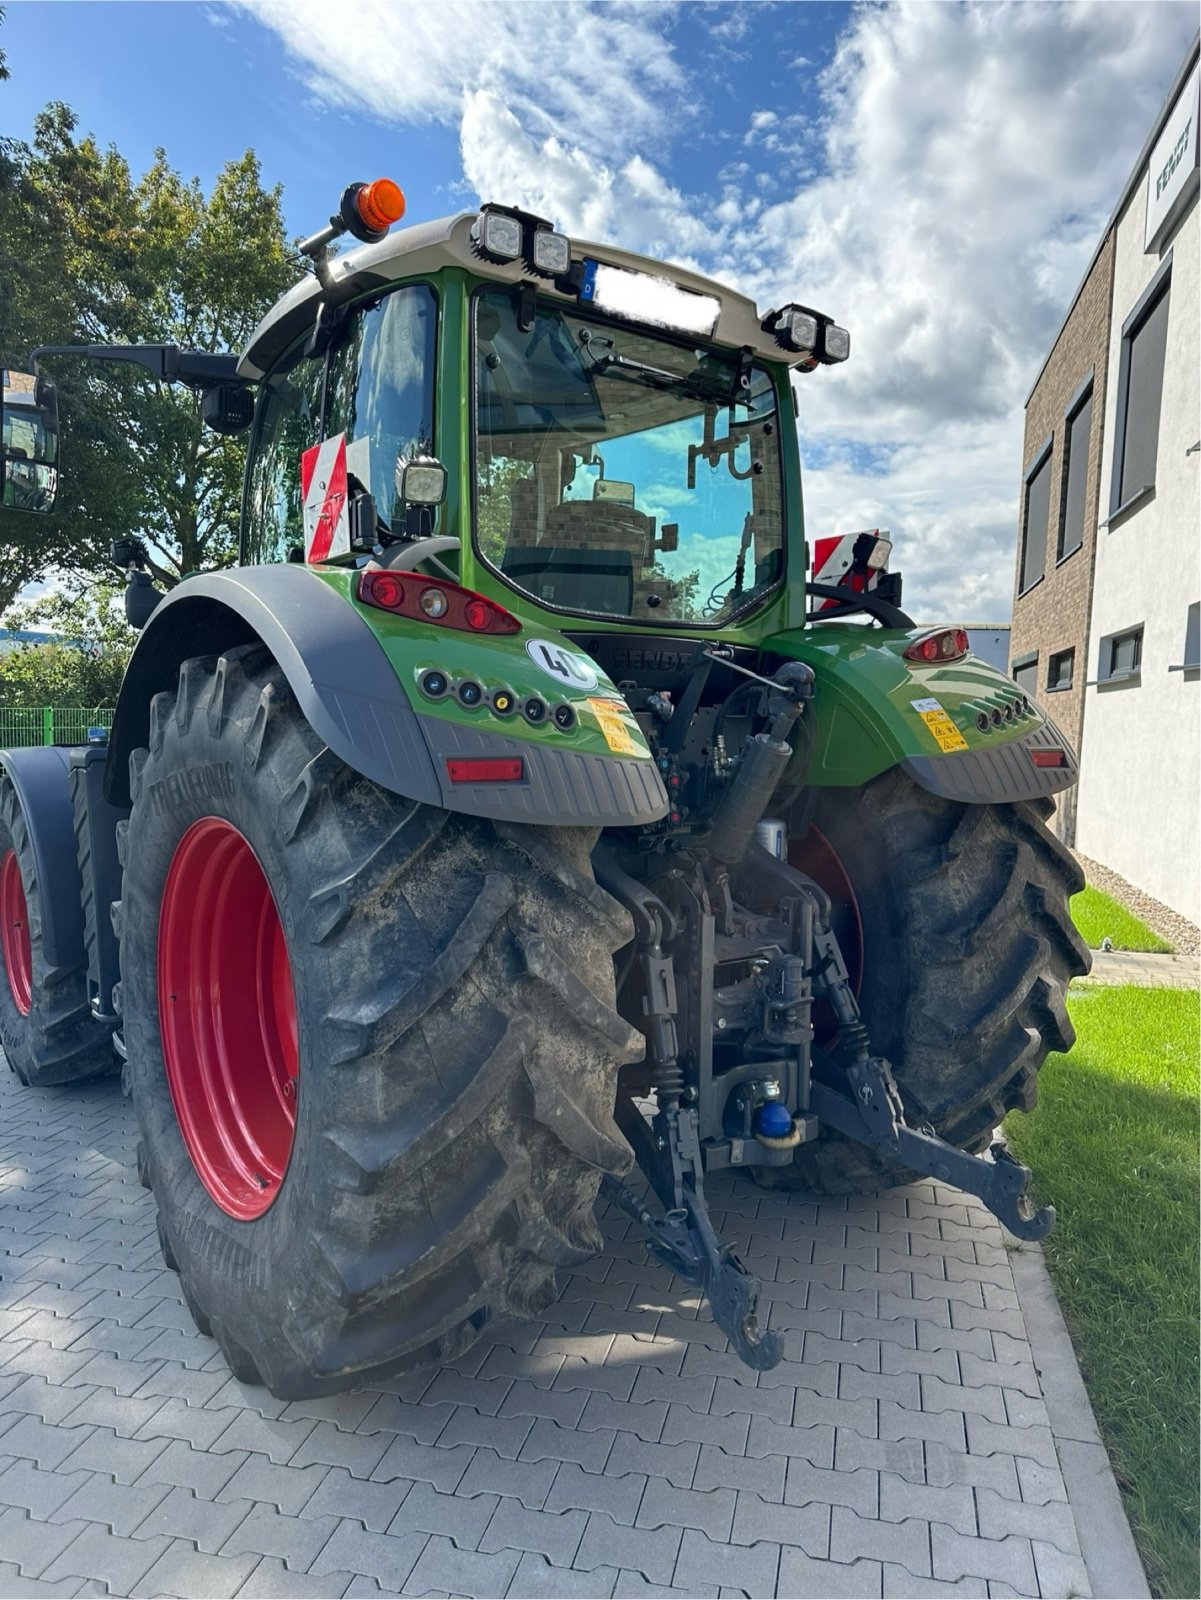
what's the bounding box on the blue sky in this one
[3,1,1197,618]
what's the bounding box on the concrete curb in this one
[1009,1239,1151,1599]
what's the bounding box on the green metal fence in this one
[0,707,115,748]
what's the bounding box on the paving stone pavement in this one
[0,1066,1100,1599]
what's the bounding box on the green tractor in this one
[0,181,1088,1395]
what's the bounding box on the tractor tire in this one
[769,766,1090,1194]
[119,645,641,1398]
[0,777,113,1086]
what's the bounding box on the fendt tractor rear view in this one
[0,180,1089,1396]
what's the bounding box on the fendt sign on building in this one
[1145,62,1199,253]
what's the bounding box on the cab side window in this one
[325,285,437,532]
[244,346,326,565]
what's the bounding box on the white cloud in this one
[236,0,1198,617]
[231,0,683,163]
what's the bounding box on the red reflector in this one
[446,758,524,783]
[1030,748,1067,768]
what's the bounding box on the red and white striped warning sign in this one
[811,531,882,612]
[301,434,350,563]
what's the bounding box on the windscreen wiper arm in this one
[580,338,747,407]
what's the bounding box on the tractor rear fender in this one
[767,624,1080,804]
[105,565,668,826]
[0,746,87,971]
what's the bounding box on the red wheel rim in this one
[1,848,33,1016]
[789,825,863,1042]
[158,818,299,1220]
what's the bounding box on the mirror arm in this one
[31,344,245,391]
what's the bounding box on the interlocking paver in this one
[214,1454,331,1515]
[0,1071,1101,1600]
[478,1497,589,1566]
[456,1447,557,1508]
[0,1558,86,1598]
[291,1419,391,1478]
[693,1442,784,1501]
[636,1478,736,1540]
[0,1375,96,1425]
[371,1435,474,1492]
[931,1524,1038,1591]
[389,1481,499,1549]
[729,1489,828,1553]
[134,1483,252,1552]
[784,1456,877,1516]
[41,1521,171,1592]
[404,1534,519,1596]
[0,1458,91,1519]
[507,1549,619,1597]
[236,1554,355,1596]
[660,1401,748,1454]
[310,1520,428,1591]
[129,1538,260,1598]
[221,1501,344,1570]
[674,1527,781,1594]
[606,1433,700,1490]
[520,1415,614,1471]
[51,1473,171,1535]
[0,1508,91,1578]
[882,1563,987,1596]
[830,1505,932,1575]
[546,1461,646,1525]
[576,1511,682,1587]
[0,1417,96,1471]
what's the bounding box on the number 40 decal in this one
[525,639,600,690]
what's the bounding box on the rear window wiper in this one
[578,330,748,407]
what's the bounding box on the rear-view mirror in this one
[1,368,60,513]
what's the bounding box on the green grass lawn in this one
[1071,885,1173,952]
[1006,986,1199,1598]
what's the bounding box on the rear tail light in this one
[446,758,524,783]
[1030,748,1067,768]
[903,627,970,664]
[357,570,521,634]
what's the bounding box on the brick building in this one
[1009,233,1114,845]
[1009,35,1199,919]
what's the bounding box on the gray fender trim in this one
[0,745,87,970]
[902,719,1079,804]
[104,565,669,828]
[104,565,442,810]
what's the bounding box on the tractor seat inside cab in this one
[502,488,658,617]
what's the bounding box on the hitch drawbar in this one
[603,843,1052,1372]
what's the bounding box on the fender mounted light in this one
[357,569,522,635]
[903,627,970,664]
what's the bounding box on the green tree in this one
[1,15,299,608]
[0,579,132,707]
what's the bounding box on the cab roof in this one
[238,209,796,381]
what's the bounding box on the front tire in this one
[120,646,641,1397]
[775,766,1090,1193]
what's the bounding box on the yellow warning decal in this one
[588,696,641,756]
[910,696,969,754]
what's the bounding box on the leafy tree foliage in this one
[0,580,132,707]
[1,15,300,611]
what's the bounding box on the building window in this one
[1170,602,1200,674]
[1057,384,1092,562]
[1046,649,1074,692]
[1097,625,1143,684]
[1110,258,1172,517]
[1019,442,1052,593]
[1012,651,1039,698]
